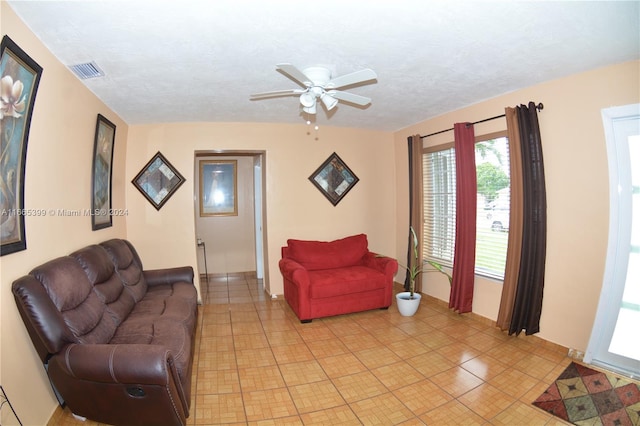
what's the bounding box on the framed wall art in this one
[132,152,185,210]
[309,152,359,206]
[199,160,237,216]
[0,35,43,256]
[91,114,116,230]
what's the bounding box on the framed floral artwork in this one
[309,152,359,206]
[0,35,43,256]
[132,152,185,210]
[91,114,116,230]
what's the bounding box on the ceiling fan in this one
[250,63,377,115]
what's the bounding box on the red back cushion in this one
[286,234,368,270]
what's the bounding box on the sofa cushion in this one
[287,234,368,271]
[131,285,198,332]
[71,245,136,326]
[308,266,387,299]
[100,239,148,302]
[144,281,198,303]
[30,257,116,344]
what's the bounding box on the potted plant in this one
[392,226,452,316]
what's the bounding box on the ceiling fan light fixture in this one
[252,63,378,121]
[299,92,315,108]
[321,93,338,111]
[302,102,317,115]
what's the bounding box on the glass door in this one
[585,104,640,379]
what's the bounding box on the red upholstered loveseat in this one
[279,234,398,322]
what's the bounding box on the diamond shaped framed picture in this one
[309,152,359,206]
[132,152,185,210]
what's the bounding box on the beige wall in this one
[394,60,640,353]
[0,4,128,425]
[125,123,397,298]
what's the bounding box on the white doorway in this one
[585,104,640,379]
[193,151,269,297]
[254,157,264,279]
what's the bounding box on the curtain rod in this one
[420,102,544,139]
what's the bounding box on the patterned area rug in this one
[533,362,640,425]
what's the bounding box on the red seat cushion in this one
[308,266,387,298]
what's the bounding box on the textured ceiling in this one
[7,0,640,131]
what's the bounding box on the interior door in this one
[585,104,640,379]
[254,157,264,279]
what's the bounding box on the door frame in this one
[584,103,640,379]
[193,150,269,294]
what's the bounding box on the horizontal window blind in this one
[422,136,511,281]
[475,137,510,279]
[423,148,456,267]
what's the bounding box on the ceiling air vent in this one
[69,61,104,80]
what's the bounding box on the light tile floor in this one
[49,272,573,425]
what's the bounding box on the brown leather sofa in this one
[12,239,198,426]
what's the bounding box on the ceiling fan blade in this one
[276,63,313,87]
[250,89,305,99]
[328,90,372,106]
[326,69,377,89]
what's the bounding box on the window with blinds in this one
[423,148,456,268]
[475,136,510,280]
[422,135,510,280]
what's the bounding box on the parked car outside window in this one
[486,208,509,232]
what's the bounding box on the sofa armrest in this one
[144,266,194,286]
[362,252,399,277]
[279,258,310,288]
[48,344,189,425]
[52,344,179,386]
[279,258,312,321]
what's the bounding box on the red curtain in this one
[449,123,476,313]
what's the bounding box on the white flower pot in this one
[396,292,421,316]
